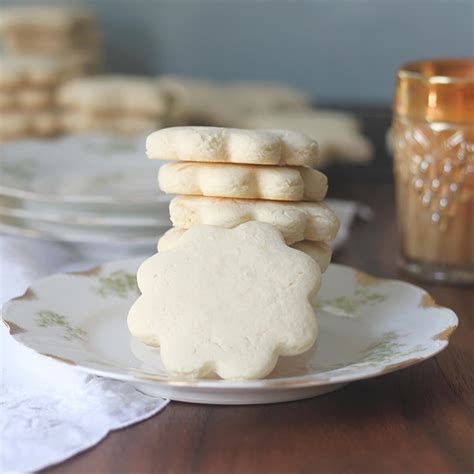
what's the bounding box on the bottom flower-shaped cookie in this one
[128,222,321,380]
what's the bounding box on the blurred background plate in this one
[0,134,171,244]
[0,134,168,205]
[0,197,170,227]
[0,214,162,245]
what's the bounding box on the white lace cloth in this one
[1,343,169,473]
[0,237,169,473]
[0,199,362,473]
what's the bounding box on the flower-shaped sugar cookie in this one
[128,222,321,380]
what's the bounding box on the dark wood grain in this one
[43,108,474,474]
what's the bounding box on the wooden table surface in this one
[45,108,474,474]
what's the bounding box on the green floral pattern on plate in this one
[312,331,426,376]
[357,330,424,366]
[36,310,86,341]
[95,270,139,299]
[317,286,387,317]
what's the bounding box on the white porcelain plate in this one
[0,134,169,204]
[0,213,166,245]
[2,258,458,405]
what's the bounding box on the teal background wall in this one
[6,0,474,103]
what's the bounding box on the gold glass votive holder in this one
[393,58,474,283]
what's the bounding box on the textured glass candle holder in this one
[393,59,474,283]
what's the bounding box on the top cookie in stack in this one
[0,5,102,75]
[147,126,340,273]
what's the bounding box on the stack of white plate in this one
[0,134,171,247]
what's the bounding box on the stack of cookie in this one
[0,56,63,141]
[147,126,340,275]
[0,5,102,76]
[57,75,168,135]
